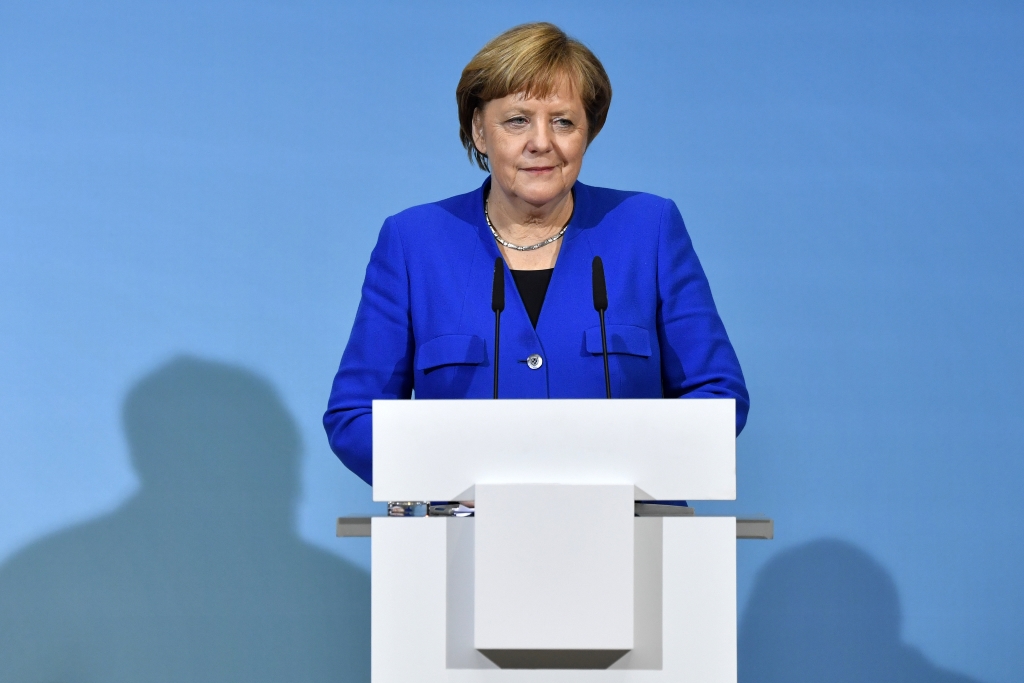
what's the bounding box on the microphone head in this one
[492,257,505,312]
[592,256,608,311]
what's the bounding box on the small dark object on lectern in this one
[634,502,696,517]
[427,502,475,517]
[387,501,424,517]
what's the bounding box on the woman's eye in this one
[506,116,529,127]
[553,118,575,130]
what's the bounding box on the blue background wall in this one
[1,2,1021,681]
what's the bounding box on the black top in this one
[510,268,554,328]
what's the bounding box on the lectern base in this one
[478,649,629,670]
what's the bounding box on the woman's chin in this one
[512,180,572,208]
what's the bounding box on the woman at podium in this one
[324,23,748,485]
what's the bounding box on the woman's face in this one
[473,78,588,209]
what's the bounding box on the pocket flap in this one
[416,334,487,371]
[584,325,652,357]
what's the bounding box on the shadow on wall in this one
[0,356,369,683]
[740,539,982,683]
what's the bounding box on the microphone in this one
[592,256,612,398]
[492,257,505,399]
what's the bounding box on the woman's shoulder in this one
[385,186,483,232]
[575,182,679,229]
[367,186,485,262]
[580,180,673,203]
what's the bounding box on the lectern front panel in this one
[370,515,737,682]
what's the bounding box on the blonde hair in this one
[456,23,613,171]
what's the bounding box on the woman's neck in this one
[486,184,574,244]
[486,183,573,270]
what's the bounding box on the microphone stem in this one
[599,309,611,399]
[493,310,501,399]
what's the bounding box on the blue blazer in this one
[325,179,749,485]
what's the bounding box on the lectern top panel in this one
[371,399,735,502]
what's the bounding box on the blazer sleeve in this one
[656,199,750,434]
[323,217,415,485]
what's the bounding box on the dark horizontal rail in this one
[336,516,773,540]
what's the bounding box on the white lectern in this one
[341,398,771,682]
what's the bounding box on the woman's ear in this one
[471,107,486,155]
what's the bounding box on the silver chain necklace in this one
[485,199,571,252]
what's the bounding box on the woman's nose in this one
[526,124,553,153]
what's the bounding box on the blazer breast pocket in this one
[584,325,652,357]
[416,334,488,373]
